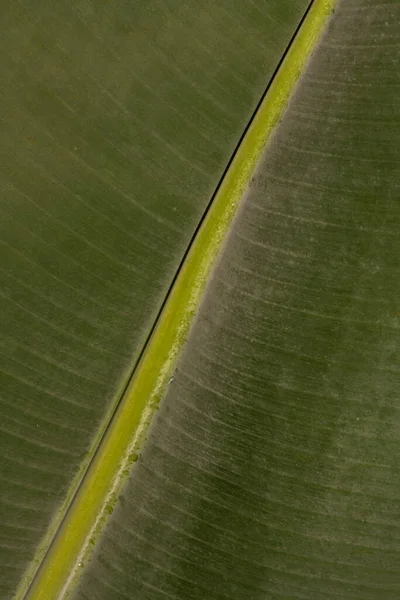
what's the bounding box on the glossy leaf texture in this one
[0,1,310,597]
[73,1,400,599]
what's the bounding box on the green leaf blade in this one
[0,1,311,598]
[72,1,400,599]
[22,1,336,597]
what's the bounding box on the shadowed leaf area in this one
[0,1,309,597]
[73,2,400,599]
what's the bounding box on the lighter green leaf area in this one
[73,1,400,599]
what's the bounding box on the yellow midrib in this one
[19,1,336,598]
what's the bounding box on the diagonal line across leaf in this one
[18,2,336,598]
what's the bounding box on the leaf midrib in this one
[19,1,336,598]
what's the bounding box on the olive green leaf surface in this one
[73,1,400,599]
[0,1,311,598]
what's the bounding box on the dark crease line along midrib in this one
[21,1,336,596]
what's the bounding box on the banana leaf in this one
[2,0,400,598]
[0,0,310,597]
